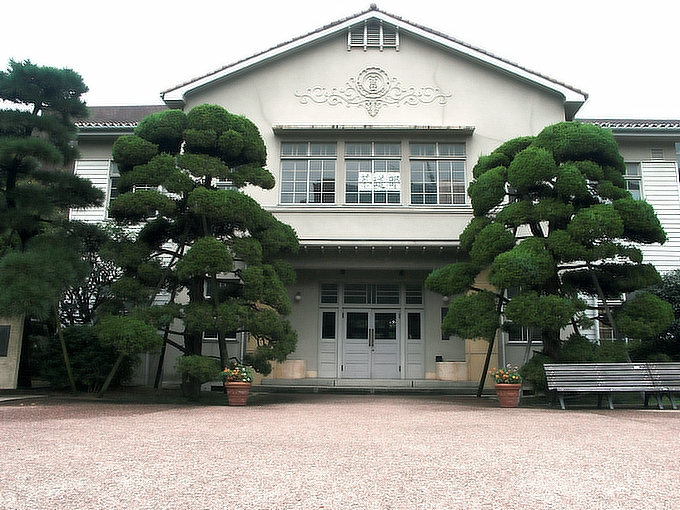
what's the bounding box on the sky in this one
[2,0,679,119]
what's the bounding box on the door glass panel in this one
[347,312,368,339]
[408,313,421,339]
[322,312,336,339]
[374,313,397,339]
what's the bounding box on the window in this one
[625,162,642,200]
[109,165,120,201]
[506,322,542,344]
[598,322,616,341]
[405,285,423,305]
[343,284,400,305]
[410,143,466,204]
[320,284,338,304]
[215,180,237,191]
[346,142,401,204]
[408,313,421,340]
[281,142,336,204]
[0,325,9,357]
[348,21,399,51]
[322,312,336,339]
[107,163,120,217]
[650,148,665,160]
[203,330,237,342]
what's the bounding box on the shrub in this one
[38,325,137,392]
[519,353,553,393]
[175,355,221,384]
[559,334,598,362]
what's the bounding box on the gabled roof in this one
[581,119,680,139]
[76,105,168,135]
[161,6,587,118]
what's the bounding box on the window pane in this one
[439,143,466,157]
[405,285,422,304]
[310,143,337,156]
[321,284,338,303]
[344,284,368,304]
[376,284,399,304]
[625,162,641,176]
[346,143,371,156]
[410,143,435,156]
[374,143,401,156]
[281,143,308,156]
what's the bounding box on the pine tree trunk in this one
[542,329,562,359]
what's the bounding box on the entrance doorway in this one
[343,310,400,378]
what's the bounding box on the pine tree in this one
[0,60,104,388]
[426,122,672,369]
[106,104,298,398]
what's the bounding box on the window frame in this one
[345,142,402,205]
[280,142,337,205]
[410,142,467,205]
[624,162,643,200]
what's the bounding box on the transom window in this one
[625,162,642,200]
[410,143,466,205]
[320,283,422,306]
[343,284,400,305]
[280,142,336,204]
[346,142,401,204]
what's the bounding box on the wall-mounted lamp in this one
[443,295,450,303]
[295,292,302,302]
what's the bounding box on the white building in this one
[71,7,680,389]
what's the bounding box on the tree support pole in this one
[97,351,125,398]
[477,334,495,398]
[477,293,504,398]
[55,305,76,392]
[153,331,169,389]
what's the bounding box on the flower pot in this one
[494,383,522,408]
[224,381,251,406]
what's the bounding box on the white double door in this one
[343,310,400,379]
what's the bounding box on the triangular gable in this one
[161,7,587,118]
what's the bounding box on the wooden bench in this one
[544,363,674,410]
[646,362,680,410]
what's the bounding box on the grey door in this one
[343,310,400,378]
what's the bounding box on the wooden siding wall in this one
[70,160,111,222]
[640,161,680,274]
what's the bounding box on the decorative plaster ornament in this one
[295,66,452,117]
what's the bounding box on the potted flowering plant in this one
[489,364,522,407]
[222,361,254,405]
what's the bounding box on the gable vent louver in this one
[651,148,665,160]
[348,21,399,51]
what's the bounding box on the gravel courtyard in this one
[2,392,678,509]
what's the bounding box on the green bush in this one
[519,353,553,393]
[175,354,221,384]
[559,334,630,363]
[597,339,630,362]
[37,325,137,392]
[559,334,598,362]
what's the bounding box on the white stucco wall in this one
[180,30,568,245]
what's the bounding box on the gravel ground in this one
[1,392,678,509]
